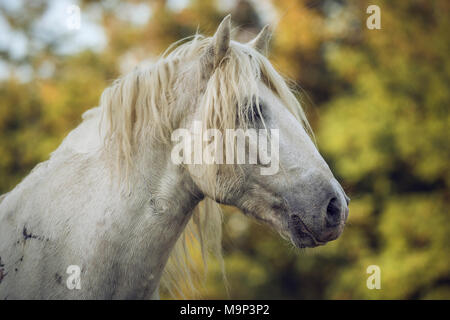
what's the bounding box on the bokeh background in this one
[0,0,448,299]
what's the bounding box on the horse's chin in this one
[287,216,328,249]
[289,232,327,249]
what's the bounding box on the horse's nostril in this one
[325,197,341,227]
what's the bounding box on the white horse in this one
[0,16,349,299]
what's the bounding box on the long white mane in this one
[98,32,312,297]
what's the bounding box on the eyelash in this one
[247,98,264,122]
[236,98,264,125]
[251,103,263,122]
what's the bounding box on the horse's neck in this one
[114,156,199,298]
[107,143,202,298]
[59,108,201,298]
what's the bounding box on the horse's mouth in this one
[288,215,327,248]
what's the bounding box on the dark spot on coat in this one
[0,257,7,283]
[23,226,37,240]
[0,267,6,284]
[0,270,6,283]
[55,273,62,284]
[22,226,44,241]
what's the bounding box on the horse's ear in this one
[247,24,271,55]
[202,15,231,71]
[212,15,231,67]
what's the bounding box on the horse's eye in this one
[237,98,264,126]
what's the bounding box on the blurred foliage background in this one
[0,0,448,299]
